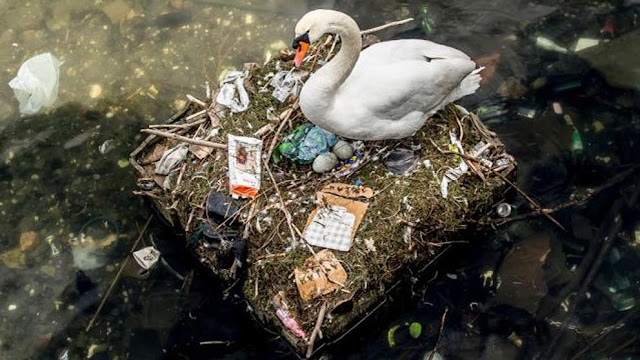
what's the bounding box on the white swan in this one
[292,9,482,140]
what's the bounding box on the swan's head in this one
[292,9,357,67]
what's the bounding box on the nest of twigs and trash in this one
[130,34,516,357]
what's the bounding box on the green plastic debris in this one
[387,324,401,347]
[571,129,584,152]
[274,123,338,164]
[610,292,636,312]
[419,5,435,36]
[409,322,422,339]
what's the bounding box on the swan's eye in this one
[292,31,310,50]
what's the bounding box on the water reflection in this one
[0,0,639,359]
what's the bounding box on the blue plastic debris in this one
[276,124,338,164]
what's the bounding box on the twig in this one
[149,118,206,129]
[129,134,159,175]
[433,142,566,232]
[569,309,639,360]
[186,94,207,108]
[185,208,196,233]
[360,18,414,35]
[256,252,287,260]
[186,109,208,121]
[307,302,328,358]
[86,215,153,331]
[242,201,258,240]
[609,336,637,357]
[480,165,640,226]
[418,246,451,273]
[200,340,231,346]
[266,100,299,161]
[133,190,163,200]
[545,185,640,358]
[428,308,448,360]
[205,81,212,100]
[490,169,566,232]
[254,123,275,138]
[172,163,188,196]
[180,270,194,296]
[265,164,315,255]
[326,36,339,61]
[141,129,227,149]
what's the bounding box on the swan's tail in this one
[449,67,484,101]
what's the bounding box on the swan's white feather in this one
[298,14,481,140]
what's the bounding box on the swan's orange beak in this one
[294,42,309,68]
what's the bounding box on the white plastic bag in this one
[8,53,61,115]
[216,71,250,113]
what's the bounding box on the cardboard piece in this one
[143,143,167,164]
[303,183,372,251]
[294,249,348,302]
[189,143,214,160]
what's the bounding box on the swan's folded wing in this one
[339,55,476,121]
[356,39,471,68]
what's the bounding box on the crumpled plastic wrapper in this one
[8,53,61,115]
[278,124,337,164]
[154,144,188,175]
[271,70,305,103]
[384,148,419,175]
[440,132,469,198]
[216,71,249,113]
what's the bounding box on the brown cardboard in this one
[304,183,372,241]
[294,249,348,302]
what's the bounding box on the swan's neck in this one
[309,17,362,95]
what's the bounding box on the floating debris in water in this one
[496,203,513,217]
[419,5,435,35]
[409,322,422,339]
[535,36,568,54]
[574,38,599,52]
[9,53,60,114]
[98,139,117,154]
[46,235,60,257]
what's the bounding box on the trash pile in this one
[129,36,516,356]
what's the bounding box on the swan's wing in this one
[338,46,476,121]
[355,39,472,68]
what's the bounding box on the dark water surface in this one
[1,0,639,359]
